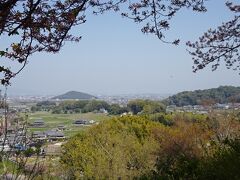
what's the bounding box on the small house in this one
[31,119,45,127]
[32,131,47,140]
[46,130,65,141]
[73,119,88,125]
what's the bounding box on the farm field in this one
[26,111,112,137]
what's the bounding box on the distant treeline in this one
[31,86,240,112]
[31,99,166,115]
[163,86,240,106]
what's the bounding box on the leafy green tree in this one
[60,111,240,179]
[127,100,146,114]
[128,100,166,114]
[142,101,166,114]
[30,106,40,112]
[51,107,62,114]
[149,113,174,126]
[164,86,240,106]
[108,104,129,115]
[61,116,162,179]
[35,101,56,111]
[83,100,110,112]
[197,138,240,180]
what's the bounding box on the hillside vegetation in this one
[164,86,240,106]
[31,99,166,115]
[61,114,240,179]
[52,91,96,100]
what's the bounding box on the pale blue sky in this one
[4,0,240,95]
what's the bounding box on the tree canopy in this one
[127,99,166,114]
[163,85,240,106]
[61,116,161,179]
[0,0,239,85]
[61,113,240,179]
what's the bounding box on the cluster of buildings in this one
[0,105,28,152]
[30,119,66,141]
[30,118,96,142]
[98,94,166,106]
[32,130,65,141]
[166,103,240,114]
[0,123,28,152]
[0,116,97,153]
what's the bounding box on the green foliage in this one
[164,86,240,106]
[32,99,131,115]
[108,104,129,115]
[52,91,96,100]
[83,100,110,113]
[31,106,41,112]
[54,100,89,114]
[151,137,240,180]
[0,160,16,175]
[23,148,35,157]
[197,138,240,180]
[127,100,146,114]
[61,116,162,179]
[51,107,62,114]
[148,112,207,126]
[36,101,56,107]
[61,111,240,179]
[128,99,166,115]
[149,113,174,126]
[33,99,166,115]
[31,101,56,112]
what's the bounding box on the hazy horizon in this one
[5,84,240,97]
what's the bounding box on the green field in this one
[26,111,112,137]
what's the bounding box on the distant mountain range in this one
[52,91,96,100]
[163,86,240,106]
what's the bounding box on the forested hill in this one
[163,86,240,106]
[52,91,96,100]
